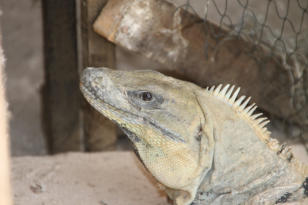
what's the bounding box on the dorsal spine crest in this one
[205,84,299,167]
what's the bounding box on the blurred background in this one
[1,0,45,156]
[1,0,308,161]
[1,0,164,156]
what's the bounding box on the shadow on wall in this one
[1,0,46,156]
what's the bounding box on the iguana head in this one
[80,67,215,204]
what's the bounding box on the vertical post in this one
[42,0,82,153]
[0,27,12,205]
[79,0,117,151]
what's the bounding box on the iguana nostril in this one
[94,77,103,84]
[92,76,104,87]
[96,76,103,83]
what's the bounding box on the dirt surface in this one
[12,152,168,205]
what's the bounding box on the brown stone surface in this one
[12,152,168,205]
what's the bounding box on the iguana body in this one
[80,67,308,205]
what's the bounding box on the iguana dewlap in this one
[80,67,308,205]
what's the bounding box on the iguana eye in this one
[127,90,164,109]
[140,91,153,101]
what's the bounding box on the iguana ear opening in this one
[194,92,216,180]
[172,93,216,205]
[173,101,216,205]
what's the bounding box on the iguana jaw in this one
[80,84,141,144]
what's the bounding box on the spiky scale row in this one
[204,84,306,169]
[240,97,251,110]
[225,85,234,99]
[230,87,240,104]
[246,104,257,116]
[206,84,270,133]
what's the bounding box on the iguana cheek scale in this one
[80,67,308,205]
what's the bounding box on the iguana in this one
[80,67,308,205]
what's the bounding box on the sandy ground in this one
[12,152,168,205]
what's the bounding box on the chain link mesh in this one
[172,0,308,127]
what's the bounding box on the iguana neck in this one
[192,87,308,204]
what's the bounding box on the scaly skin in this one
[80,67,308,205]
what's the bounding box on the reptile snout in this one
[81,67,101,86]
[82,67,107,85]
[81,67,108,98]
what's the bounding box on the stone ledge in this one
[11,148,308,204]
[12,152,168,205]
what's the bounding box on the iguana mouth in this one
[120,126,141,143]
[80,83,185,143]
[80,83,137,121]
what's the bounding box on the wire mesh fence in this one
[171,0,308,127]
